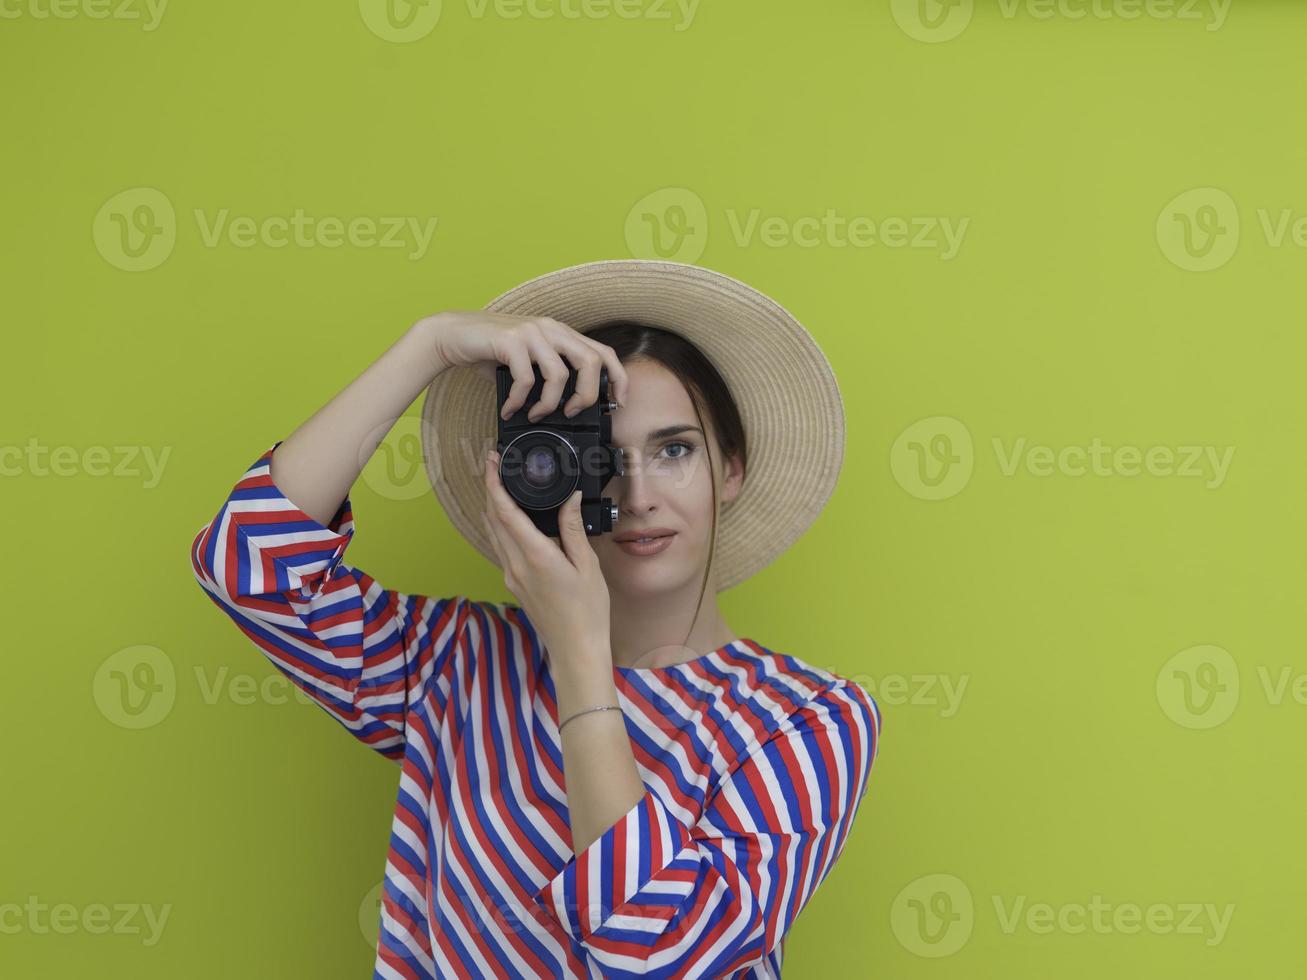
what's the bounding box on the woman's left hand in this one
[481,448,611,669]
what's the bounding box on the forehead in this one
[610,360,699,444]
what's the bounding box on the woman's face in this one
[592,359,743,598]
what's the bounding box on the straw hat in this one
[418,258,845,593]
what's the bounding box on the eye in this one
[660,440,695,460]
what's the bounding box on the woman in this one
[190,260,882,979]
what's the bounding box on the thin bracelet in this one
[558,704,622,733]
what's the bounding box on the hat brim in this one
[419,258,845,593]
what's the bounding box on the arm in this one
[547,645,648,856]
[188,321,468,762]
[257,318,449,528]
[533,679,883,978]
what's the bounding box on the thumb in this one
[558,490,590,561]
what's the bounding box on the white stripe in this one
[378,860,438,977]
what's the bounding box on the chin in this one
[612,570,675,596]
[604,560,696,598]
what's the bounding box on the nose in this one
[614,454,659,519]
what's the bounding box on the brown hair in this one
[580,319,748,660]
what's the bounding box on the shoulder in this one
[720,641,882,755]
[713,644,882,808]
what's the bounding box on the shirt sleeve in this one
[188,438,469,763]
[531,679,882,978]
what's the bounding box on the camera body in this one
[495,362,623,538]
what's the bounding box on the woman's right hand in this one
[421,310,630,422]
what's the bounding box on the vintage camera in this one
[495,361,623,538]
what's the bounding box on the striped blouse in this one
[189,439,883,979]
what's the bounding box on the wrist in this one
[409,314,452,378]
[558,704,624,735]
[551,643,618,719]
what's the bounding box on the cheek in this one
[675,494,717,549]
[674,461,718,520]
[661,455,713,497]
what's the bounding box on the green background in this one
[3,0,1301,976]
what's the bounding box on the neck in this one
[607,576,737,670]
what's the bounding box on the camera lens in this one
[523,446,556,489]
[500,430,580,510]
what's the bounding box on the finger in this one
[575,332,629,408]
[526,336,570,422]
[481,510,504,565]
[499,340,536,421]
[485,448,556,564]
[482,511,522,594]
[482,509,517,578]
[484,450,527,569]
[556,489,592,567]
[540,319,626,411]
[547,339,602,418]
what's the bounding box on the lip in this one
[614,531,676,557]
[613,527,677,543]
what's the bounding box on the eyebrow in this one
[644,425,703,442]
